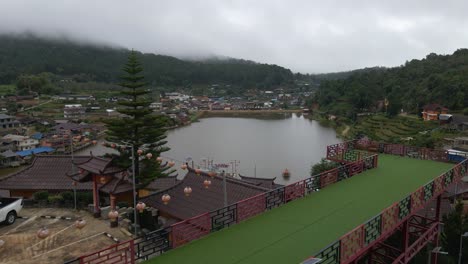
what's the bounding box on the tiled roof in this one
[98,171,133,195]
[0,155,93,191]
[423,103,448,111]
[145,176,179,191]
[75,156,125,175]
[239,175,280,189]
[140,170,270,220]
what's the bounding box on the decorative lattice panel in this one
[340,225,364,263]
[305,176,320,193]
[327,143,347,161]
[423,181,434,201]
[426,149,448,162]
[285,180,305,202]
[80,240,135,264]
[398,196,411,220]
[315,240,341,264]
[381,203,399,234]
[237,193,266,222]
[210,204,237,232]
[338,165,349,181]
[320,169,339,188]
[444,170,454,187]
[364,215,381,246]
[411,187,425,212]
[134,227,171,260]
[356,138,372,150]
[378,143,385,153]
[265,187,285,210]
[171,213,211,248]
[344,150,360,162]
[363,156,374,170]
[433,175,445,196]
[405,146,421,159]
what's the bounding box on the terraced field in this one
[353,115,438,142]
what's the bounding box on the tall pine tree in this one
[104,51,173,187]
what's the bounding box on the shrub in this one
[76,192,93,205]
[117,201,129,208]
[60,191,74,201]
[48,195,63,203]
[33,191,49,201]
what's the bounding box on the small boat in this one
[282,168,290,178]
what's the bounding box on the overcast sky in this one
[0,0,467,73]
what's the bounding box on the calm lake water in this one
[78,114,341,184]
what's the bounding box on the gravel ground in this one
[0,208,130,264]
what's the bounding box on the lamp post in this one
[459,232,468,264]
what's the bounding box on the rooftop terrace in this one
[147,155,452,264]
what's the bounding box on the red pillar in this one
[110,194,116,210]
[402,220,410,264]
[432,195,442,264]
[92,175,101,218]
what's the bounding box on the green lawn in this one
[148,155,453,264]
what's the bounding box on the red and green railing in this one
[313,141,467,264]
[65,151,379,264]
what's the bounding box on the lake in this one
[78,113,341,184]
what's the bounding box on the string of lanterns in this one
[35,217,88,241]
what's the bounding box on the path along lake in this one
[78,113,341,185]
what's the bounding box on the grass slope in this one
[149,155,452,264]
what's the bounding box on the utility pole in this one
[222,170,227,207]
[70,133,76,210]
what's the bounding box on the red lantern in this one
[156,156,163,162]
[208,171,217,178]
[168,161,175,167]
[84,138,90,143]
[146,153,153,159]
[111,143,116,149]
[203,180,211,189]
[99,176,107,184]
[108,210,119,221]
[37,227,50,239]
[92,140,97,145]
[184,187,192,196]
[181,164,187,170]
[162,194,171,205]
[102,142,107,146]
[195,168,201,175]
[137,149,143,155]
[74,219,86,229]
[136,202,146,213]
[72,181,77,186]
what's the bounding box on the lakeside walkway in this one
[147,155,452,264]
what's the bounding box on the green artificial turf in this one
[147,155,453,264]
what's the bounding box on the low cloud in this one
[0,0,467,73]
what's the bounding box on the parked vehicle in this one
[0,197,23,225]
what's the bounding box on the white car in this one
[0,197,23,225]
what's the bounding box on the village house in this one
[64,104,86,119]
[421,103,449,121]
[2,134,39,151]
[0,114,20,130]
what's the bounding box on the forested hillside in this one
[315,50,468,117]
[0,34,293,89]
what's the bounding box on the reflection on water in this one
[77,114,341,184]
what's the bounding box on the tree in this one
[104,51,173,187]
[441,201,468,262]
[310,158,339,176]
